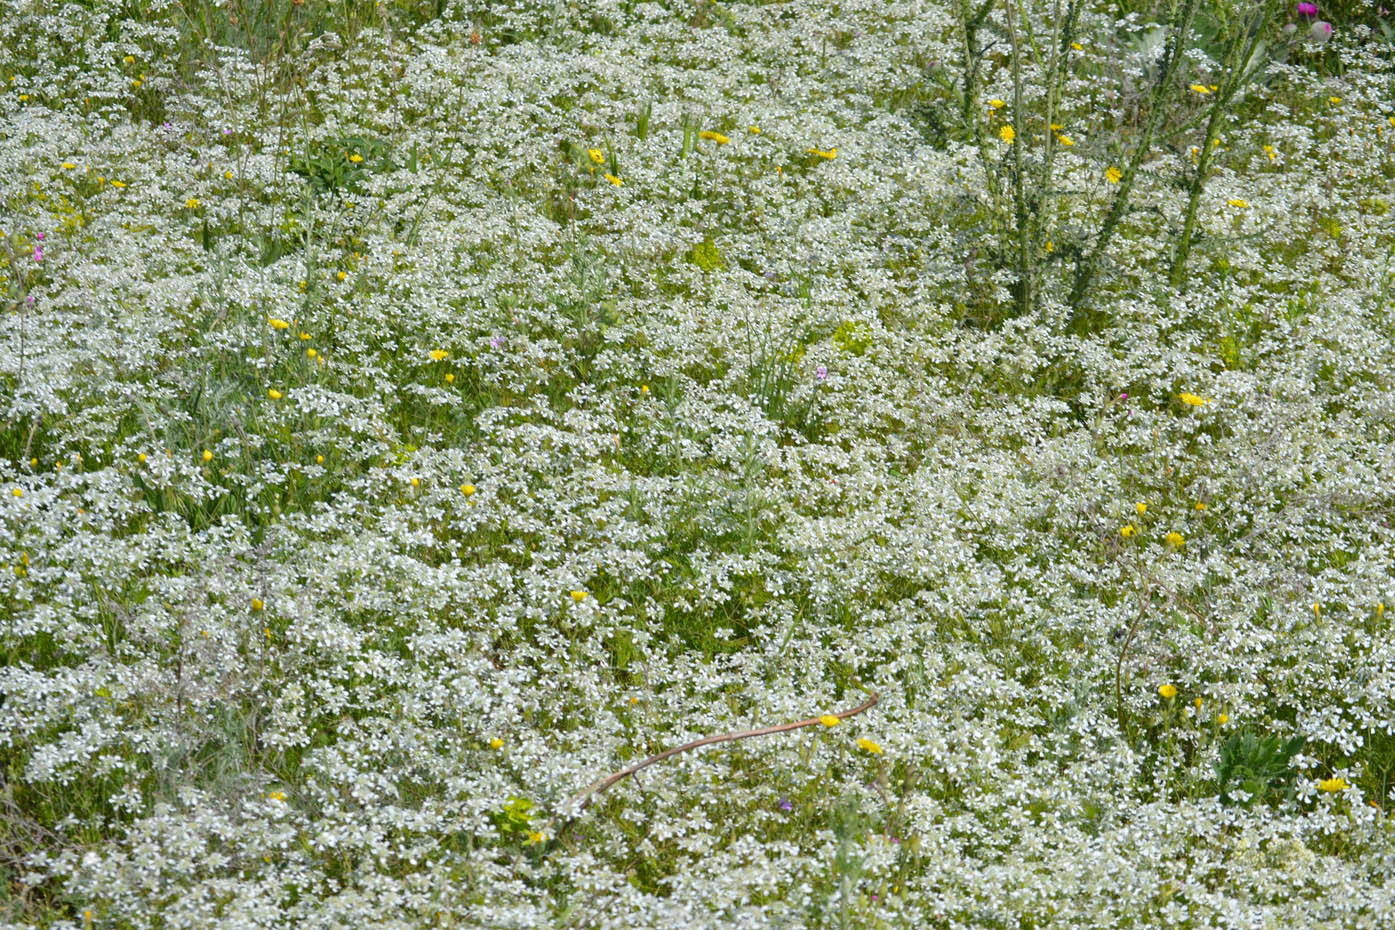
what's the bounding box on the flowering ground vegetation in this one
[2,0,1395,927]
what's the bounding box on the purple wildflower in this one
[777,797,792,812]
[816,365,828,381]
[1296,2,1318,16]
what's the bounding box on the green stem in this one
[1069,0,1201,315]
[1169,2,1278,287]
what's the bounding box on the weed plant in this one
[2,0,1395,927]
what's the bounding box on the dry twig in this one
[543,692,881,836]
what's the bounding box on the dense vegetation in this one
[3,0,1394,926]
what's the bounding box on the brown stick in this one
[553,692,881,824]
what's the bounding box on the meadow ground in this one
[2,1,1395,927]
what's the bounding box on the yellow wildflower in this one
[1178,392,1209,407]
[306,348,316,359]
[429,349,449,361]
[490,737,503,749]
[1217,713,1229,724]
[1106,166,1122,183]
[819,715,840,727]
[856,737,884,755]
[587,148,604,164]
[137,453,147,463]
[1055,134,1074,146]
[748,126,759,134]
[1136,502,1147,516]
[604,172,622,186]
[348,153,363,163]
[1264,145,1275,161]
[251,598,264,611]
[1190,84,1210,94]
[202,449,213,462]
[1164,531,1185,548]
[1070,42,1082,51]
[1328,96,1341,105]
[808,147,837,159]
[1317,777,1349,792]
[1120,524,1136,539]
[445,373,455,384]
[185,197,200,209]
[999,125,1015,144]
[10,488,21,498]
[699,130,730,144]
[62,162,75,170]
[460,484,476,496]
[267,791,286,801]
[570,590,588,602]
[299,331,311,340]
[1227,198,1249,208]
[336,270,346,281]
[988,99,1006,109]
[1159,684,1178,699]
[1195,501,1207,511]
[268,389,282,400]
[268,317,290,330]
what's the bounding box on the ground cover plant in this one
[2,0,1394,926]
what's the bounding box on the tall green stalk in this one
[1005,0,1032,317]
[1069,0,1201,316]
[959,0,1002,205]
[1169,1,1280,287]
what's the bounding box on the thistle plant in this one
[1168,0,1284,287]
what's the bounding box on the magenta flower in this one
[816,365,828,381]
[1296,2,1317,16]
[32,246,42,263]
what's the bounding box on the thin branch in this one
[1115,563,1153,746]
[547,692,881,830]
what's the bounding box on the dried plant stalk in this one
[557,692,881,820]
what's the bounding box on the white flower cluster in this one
[2,0,1394,927]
